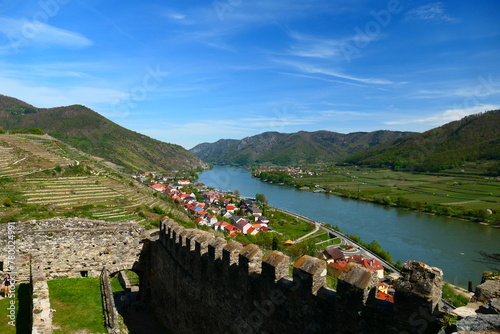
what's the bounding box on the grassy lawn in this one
[126,270,140,286]
[317,237,342,248]
[266,209,315,240]
[0,284,31,334]
[48,277,106,334]
[303,232,330,243]
[110,276,124,293]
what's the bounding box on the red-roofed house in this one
[195,217,207,225]
[213,221,229,231]
[207,215,218,225]
[232,217,251,234]
[247,227,261,236]
[376,291,394,303]
[224,224,239,236]
[360,258,384,278]
[327,260,349,277]
[151,184,166,192]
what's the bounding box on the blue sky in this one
[1,0,499,149]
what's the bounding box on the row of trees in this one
[0,127,45,135]
[333,188,497,224]
[255,171,295,186]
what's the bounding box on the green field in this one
[256,163,500,224]
[48,277,106,334]
[266,209,316,240]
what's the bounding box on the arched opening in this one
[106,269,165,333]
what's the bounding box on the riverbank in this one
[252,165,500,226]
[198,165,500,289]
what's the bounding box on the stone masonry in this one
[140,218,445,334]
[0,218,146,283]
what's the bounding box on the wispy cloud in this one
[285,32,343,59]
[385,104,499,126]
[274,71,368,88]
[0,76,125,109]
[0,17,92,51]
[285,31,381,60]
[405,2,459,24]
[283,61,394,85]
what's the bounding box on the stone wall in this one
[142,219,444,334]
[0,218,146,283]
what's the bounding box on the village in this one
[134,172,399,304]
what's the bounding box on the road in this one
[274,207,456,310]
[273,207,400,274]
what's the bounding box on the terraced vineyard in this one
[0,134,191,226]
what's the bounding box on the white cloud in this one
[0,16,92,51]
[285,32,343,59]
[283,61,393,85]
[285,31,381,60]
[0,76,125,109]
[405,2,459,24]
[385,104,499,126]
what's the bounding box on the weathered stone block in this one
[207,237,226,260]
[337,262,378,311]
[473,279,500,303]
[262,251,290,283]
[222,241,243,266]
[394,260,443,333]
[239,244,262,275]
[293,255,326,295]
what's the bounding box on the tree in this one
[233,189,241,197]
[255,193,268,205]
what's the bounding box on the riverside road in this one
[273,207,400,274]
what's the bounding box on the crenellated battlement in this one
[142,218,444,333]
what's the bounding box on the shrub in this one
[3,197,13,207]
[152,206,165,215]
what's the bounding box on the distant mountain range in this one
[343,109,500,171]
[191,110,500,172]
[2,94,497,173]
[0,95,204,172]
[190,130,415,165]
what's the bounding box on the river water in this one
[198,165,500,288]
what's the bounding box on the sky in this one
[0,0,499,149]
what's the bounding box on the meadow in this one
[48,278,106,333]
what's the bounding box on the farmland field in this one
[255,163,500,224]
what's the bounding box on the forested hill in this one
[0,94,204,172]
[190,130,415,165]
[343,110,500,172]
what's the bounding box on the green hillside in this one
[191,130,415,166]
[0,95,204,172]
[0,133,192,227]
[343,110,500,172]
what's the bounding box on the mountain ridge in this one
[190,129,416,165]
[0,94,204,172]
[342,109,500,172]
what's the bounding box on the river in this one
[198,165,500,289]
